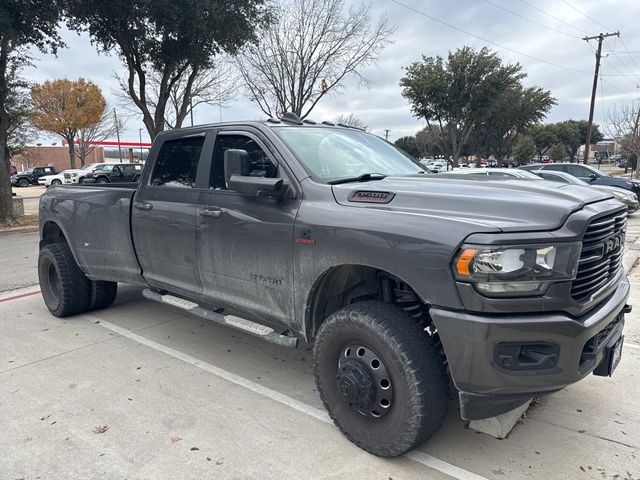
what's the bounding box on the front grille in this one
[572,209,626,301]
[63,173,71,179]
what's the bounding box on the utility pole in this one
[583,31,619,164]
[384,129,390,141]
[113,108,123,163]
[138,128,144,162]
[190,98,194,127]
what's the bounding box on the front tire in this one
[18,178,29,187]
[38,243,91,317]
[313,301,449,457]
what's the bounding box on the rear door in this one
[195,129,301,322]
[132,132,208,295]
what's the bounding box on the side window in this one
[566,164,586,177]
[210,134,278,190]
[543,164,566,173]
[151,136,205,188]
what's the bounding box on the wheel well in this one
[41,222,68,247]
[306,265,432,341]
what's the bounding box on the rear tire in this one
[51,179,62,185]
[38,243,91,317]
[313,301,449,457]
[97,177,108,184]
[89,280,118,311]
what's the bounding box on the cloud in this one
[23,0,640,142]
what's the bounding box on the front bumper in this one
[431,276,630,420]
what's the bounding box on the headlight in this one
[453,243,581,297]
[71,172,78,177]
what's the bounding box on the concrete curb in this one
[468,400,532,439]
[0,225,39,236]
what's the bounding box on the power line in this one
[389,0,591,75]
[483,0,578,38]
[515,0,589,35]
[560,0,612,32]
[619,37,640,76]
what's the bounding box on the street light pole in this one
[138,128,143,162]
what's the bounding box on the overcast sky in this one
[25,0,640,144]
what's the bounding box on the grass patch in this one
[0,215,39,231]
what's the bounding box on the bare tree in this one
[605,102,640,174]
[335,113,367,130]
[74,108,124,167]
[115,61,237,129]
[235,0,394,120]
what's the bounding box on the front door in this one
[132,133,207,295]
[196,130,300,322]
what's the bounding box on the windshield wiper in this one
[328,173,387,185]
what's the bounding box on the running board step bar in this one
[142,289,298,348]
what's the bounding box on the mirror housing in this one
[228,175,284,197]
[224,149,250,187]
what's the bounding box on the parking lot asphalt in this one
[1,222,640,479]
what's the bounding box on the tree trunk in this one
[0,38,14,224]
[67,135,76,169]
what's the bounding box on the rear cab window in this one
[150,136,205,188]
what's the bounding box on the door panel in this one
[196,132,300,321]
[132,134,206,295]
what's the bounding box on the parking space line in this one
[0,288,41,303]
[85,314,489,480]
[627,342,640,350]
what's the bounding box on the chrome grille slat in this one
[571,209,626,301]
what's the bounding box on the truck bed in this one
[39,185,144,285]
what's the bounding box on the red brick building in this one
[10,142,150,173]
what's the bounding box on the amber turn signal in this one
[455,249,478,277]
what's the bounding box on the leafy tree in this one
[415,125,444,158]
[0,0,63,224]
[31,78,106,169]
[547,143,566,162]
[5,56,35,162]
[335,113,367,130]
[400,47,551,166]
[67,0,269,139]
[470,86,555,164]
[394,136,419,158]
[554,120,602,163]
[530,124,557,161]
[512,135,535,165]
[235,0,393,119]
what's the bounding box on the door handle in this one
[198,207,223,218]
[134,202,153,211]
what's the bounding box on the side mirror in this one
[589,173,598,180]
[228,175,284,197]
[224,149,250,187]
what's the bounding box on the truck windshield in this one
[274,127,424,182]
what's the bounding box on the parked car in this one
[68,163,106,184]
[11,166,57,187]
[38,116,630,457]
[520,162,640,198]
[82,163,143,183]
[530,170,639,213]
[38,170,74,187]
[444,167,542,179]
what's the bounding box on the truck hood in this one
[332,175,613,232]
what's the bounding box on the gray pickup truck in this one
[38,114,631,457]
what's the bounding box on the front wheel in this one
[18,178,29,187]
[313,301,449,457]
